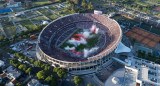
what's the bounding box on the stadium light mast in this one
[146,16,149,23]
[156,20,160,27]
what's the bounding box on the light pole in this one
[146,16,149,23]
[150,26,152,31]
[156,20,160,27]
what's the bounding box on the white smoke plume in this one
[67,37,87,47]
[83,47,99,58]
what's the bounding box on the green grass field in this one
[60,29,99,52]
[18,20,37,30]
[32,0,52,7]
[3,26,16,37]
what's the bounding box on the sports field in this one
[111,14,160,35]
[60,29,100,52]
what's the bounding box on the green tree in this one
[53,67,60,72]
[53,68,67,78]
[73,76,83,85]
[26,67,32,74]
[44,65,51,71]
[36,70,47,79]
[66,0,71,4]
[81,0,87,8]
[88,2,94,10]
[18,64,27,71]
[10,59,20,67]
[45,75,57,86]
[16,82,23,86]
[71,7,76,13]
[34,61,42,67]
[24,56,28,61]
[57,69,67,78]
[87,84,92,86]
[30,59,35,64]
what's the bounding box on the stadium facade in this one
[36,13,122,71]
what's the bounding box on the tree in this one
[10,59,20,67]
[24,56,28,61]
[88,2,94,10]
[41,63,46,68]
[57,69,67,78]
[53,68,66,78]
[53,67,60,72]
[87,84,92,86]
[66,0,71,4]
[18,64,27,71]
[34,61,42,67]
[71,7,76,14]
[36,70,47,79]
[81,0,87,8]
[26,67,32,74]
[30,59,35,64]
[44,65,51,71]
[45,75,57,86]
[16,82,23,86]
[73,76,83,85]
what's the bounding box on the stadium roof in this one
[125,27,160,48]
[115,42,131,53]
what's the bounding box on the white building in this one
[5,66,21,80]
[27,79,49,86]
[7,2,21,8]
[0,60,4,67]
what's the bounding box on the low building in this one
[7,2,21,8]
[0,60,4,67]
[4,66,21,80]
[27,79,49,86]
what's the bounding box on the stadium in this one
[36,13,122,71]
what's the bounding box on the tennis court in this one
[125,27,160,48]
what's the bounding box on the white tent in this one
[115,42,131,54]
[0,60,4,67]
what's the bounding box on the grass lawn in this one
[31,16,50,25]
[0,1,5,6]
[37,8,53,17]
[0,29,4,37]
[49,5,58,10]
[48,14,58,20]
[111,15,139,28]
[32,0,52,7]
[18,20,37,30]
[3,26,16,37]
[25,11,38,17]
[0,17,14,27]
[54,9,72,16]
[140,23,160,35]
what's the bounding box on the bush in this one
[34,61,42,67]
[10,59,20,67]
[26,67,32,74]
[45,75,57,86]
[36,70,47,79]
[18,64,27,71]
[74,76,83,85]
[30,59,35,64]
